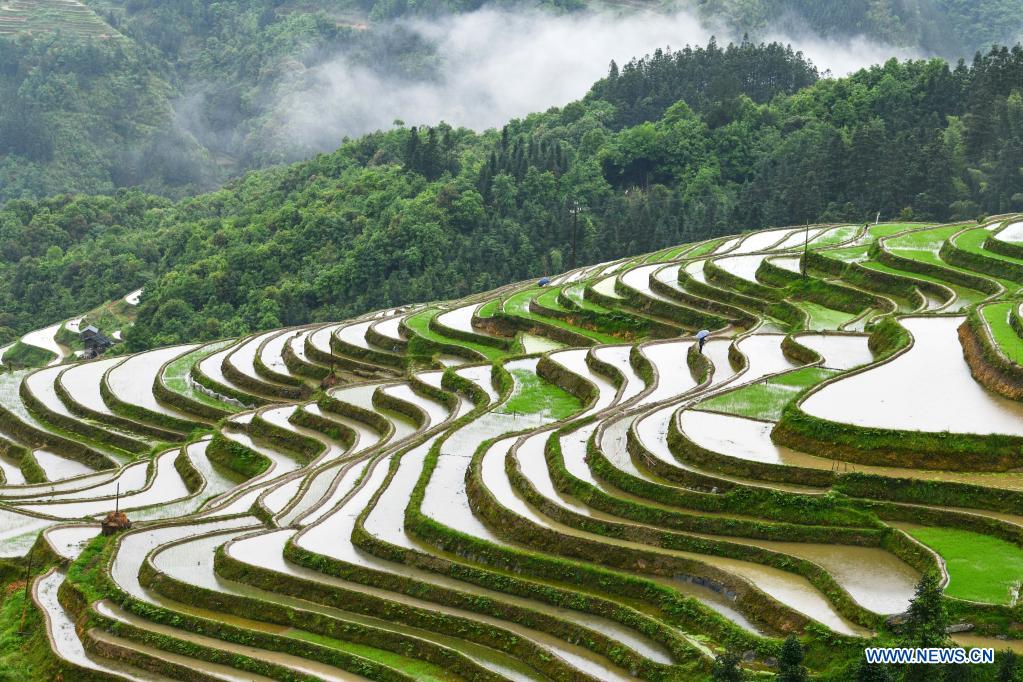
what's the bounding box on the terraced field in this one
[0,0,121,39]
[7,216,1023,679]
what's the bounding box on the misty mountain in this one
[1,0,1021,204]
[695,0,1023,60]
[1,39,1021,348]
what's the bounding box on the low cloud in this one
[761,30,920,76]
[268,5,923,153]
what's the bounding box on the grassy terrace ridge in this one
[794,223,911,264]
[281,629,460,681]
[563,281,615,313]
[502,287,622,344]
[824,244,871,263]
[677,239,724,259]
[696,366,839,421]
[905,527,1023,604]
[534,285,634,333]
[860,261,987,306]
[497,367,583,419]
[886,223,1022,292]
[162,340,242,413]
[13,216,1023,680]
[0,369,126,461]
[955,226,1023,268]
[560,280,668,334]
[644,239,719,264]
[980,301,1023,365]
[0,342,56,371]
[404,307,513,360]
[793,301,859,330]
[534,285,571,312]
[476,299,501,319]
[870,222,936,238]
[885,223,963,251]
[809,224,860,248]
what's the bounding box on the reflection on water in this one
[803,316,1023,435]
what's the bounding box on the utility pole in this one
[569,200,580,271]
[802,221,809,277]
[115,482,120,514]
[19,551,33,633]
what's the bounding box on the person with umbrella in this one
[696,329,710,353]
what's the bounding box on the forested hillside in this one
[2,0,1022,204]
[0,0,582,202]
[0,31,211,199]
[2,39,1022,351]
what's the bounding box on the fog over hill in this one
[1,0,1008,201]
[267,5,921,153]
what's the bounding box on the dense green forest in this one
[2,38,1022,350]
[2,0,1023,204]
[1,0,595,202]
[0,34,214,200]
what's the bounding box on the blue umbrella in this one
[538,277,551,287]
[695,329,711,340]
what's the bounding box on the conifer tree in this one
[905,571,949,648]
[778,636,808,682]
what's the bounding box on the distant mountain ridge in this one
[695,0,1023,60]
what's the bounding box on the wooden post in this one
[802,221,809,277]
[19,551,33,633]
[570,200,579,271]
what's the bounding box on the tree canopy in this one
[2,41,1023,350]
